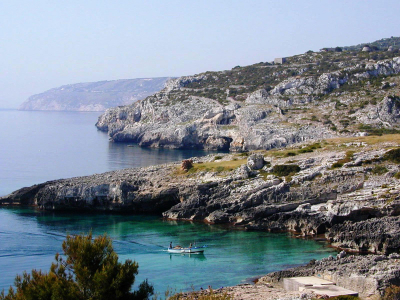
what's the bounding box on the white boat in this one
[167,246,206,254]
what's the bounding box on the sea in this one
[0,109,336,295]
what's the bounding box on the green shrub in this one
[214,156,223,160]
[272,164,301,176]
[371,165,388,175]
[297,142,321,154]
[332,162,343,168]
[333,152,354,167]
[238,152,249,157]
[298,148,313,153]
[181,159,194,171]
[394,172,400,179]
[285,152,297,157]
[358,124,400,136]
[383,148,400,163]
[215,166,225,173]
[345,151,354,160]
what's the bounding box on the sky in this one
[0,0,399,108]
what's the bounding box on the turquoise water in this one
[0,207,336,295]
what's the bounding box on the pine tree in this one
[0,233,153,300]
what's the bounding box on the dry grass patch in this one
[188,159,247,173]
[325,134,400,147]
[174,159,247,176]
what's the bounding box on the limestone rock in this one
[2,146,400,256]
[247,154,265,170]
[95,54,400,151]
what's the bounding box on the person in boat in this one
[169,242,172,249]
[189,243,192,248]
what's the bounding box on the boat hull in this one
[167,247,205,254]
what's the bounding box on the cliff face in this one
[96,52,400,151]
[19,78,171,112]
[2,137,400,256]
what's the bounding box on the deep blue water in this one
[0,110,337,295]
[0,110,213,196]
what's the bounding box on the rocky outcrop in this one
[326,216,400,254]
[263,253,400,299]
[96,56,400,151]
[2,143,400,256]
[19,78,171,112]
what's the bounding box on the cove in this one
[0,207,336,295]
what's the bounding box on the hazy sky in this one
[1,0,399,108]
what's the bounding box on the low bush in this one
[181,159,193,171]
[332,162,343,168]
[285,152,297,157]
[371,165,388,175]
[215,166,225,173]
[383,148,400,163]
[298,148,313,154]
[272,164,301,176]
[298,142,322,154]
[358,124,400,136]
[238,152,249,157]
[332,151,354,169]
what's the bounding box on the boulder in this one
[247,154,265,170]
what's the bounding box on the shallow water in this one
[0,207,336,294]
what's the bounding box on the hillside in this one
[96,37,400,151]
[342,36,400,51]
[19,77,171,112]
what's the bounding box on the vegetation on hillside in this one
[146,36,400,140]
[343,36,400,51]
[166,38,400,104]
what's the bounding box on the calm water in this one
[0,110,214,196]
[0,110,336,294]
[0,207,335,294]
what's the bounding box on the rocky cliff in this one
[2,136,400,257]
[96,48,400,151]
[19,77,171,112]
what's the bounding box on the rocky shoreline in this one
[206,252,400,300]
[2,137,400,298]
[2,138,400,255]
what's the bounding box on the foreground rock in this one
[178,253,399,299]
[2,138,400,258]
[262,253,400,299]
[184,253,400,299]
